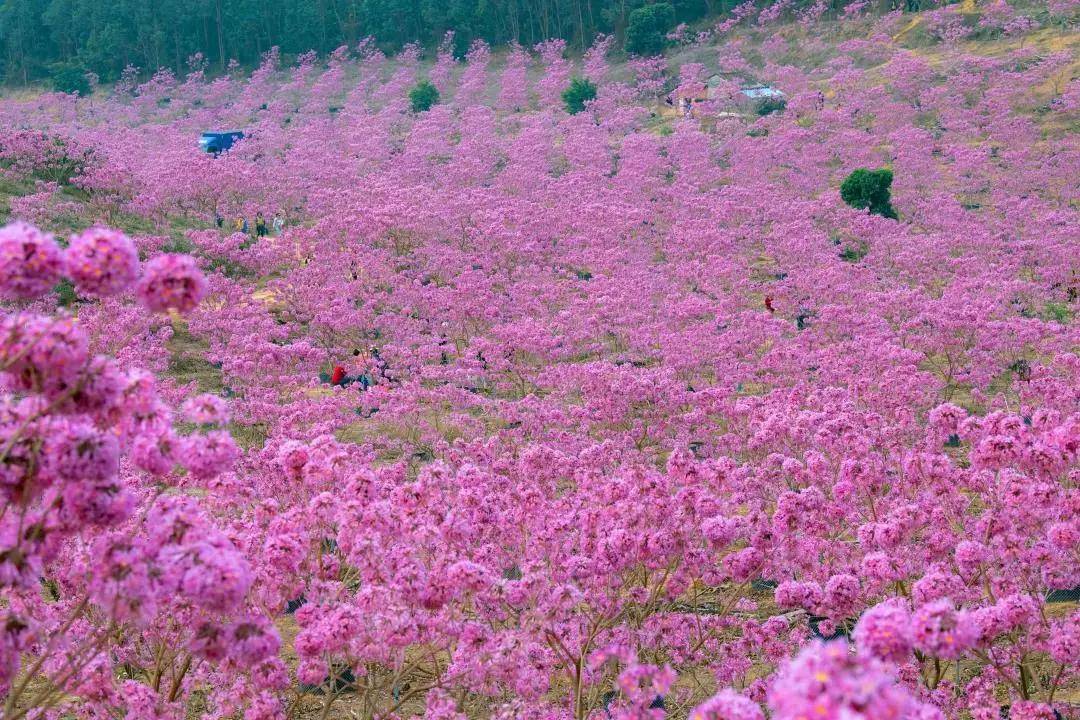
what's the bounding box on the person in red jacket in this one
[765,295,775,313]
[330,365,346,386]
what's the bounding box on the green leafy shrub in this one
[840,168,898,219]
[839,244,868,263]
[756,96,787,116]
[1043,302,1074,324]
[562,77,597,114]
[54,279,80,307]
[49,64,92,97]
[409,81,440,113]
[626,3,676,56]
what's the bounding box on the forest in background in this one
[0,0,917,86]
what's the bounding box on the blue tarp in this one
[740,85,785,99]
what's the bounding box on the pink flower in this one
[120,680,182,720]
[60,471,133,526]
[89,535,158,624]
[0,222,63,299]
[689,690,764,720]
[227,614,281,668]
[0,314,89,390]
[854,601,913,663]
[243,691,285,720]
[1009,702,1058,720]
[767,641,927,720]
[425,687,468,720]
[136,254,207,314]
[0,397,51,501]
[181,393,230,426]
[178,430,239,480]
[775,581,823,611]
[911,600,978,659]
[189,621,229,661]
[861,551,906,585]
[64,227,139,297]
[1048,612,1078,665]
[724,546,764,582]
[823,574,861,617]
[68,355,125,415]
[164,536,252,612]
[0,612,32,695]
[954,541,989,575]
[912,569,963,606]
[928,403,967,435]
[297,658,328,686]
[702,515,739,547]
[993,594,1039,632]
[0,633,17,696]
[45,420,119,483]
[131,429,179,476]
[1047,521,1078,550]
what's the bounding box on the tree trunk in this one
[203,15,211,66]
[215,0,226,70]
[576,0,586,51]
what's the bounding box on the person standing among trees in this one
[351,346,390,389]
[349,347,386,417]
[255,212,268,238]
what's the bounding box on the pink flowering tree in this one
[0,220,293,720]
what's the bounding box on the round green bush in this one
[840,168,898,219]
[562,77,598,115]
[409,81,440,113]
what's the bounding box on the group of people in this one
[325,347,389,390]
[664,94,697,119]
[215,211,284,237]
[764,295,815,330]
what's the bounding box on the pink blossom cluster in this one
[0,221,265,717]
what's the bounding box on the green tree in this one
[409,80,440,113]
[49,62,91,95]
[625,3,675,56]
[840,168,898,219]
[562,76,597,114]
[79,23,126,81]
